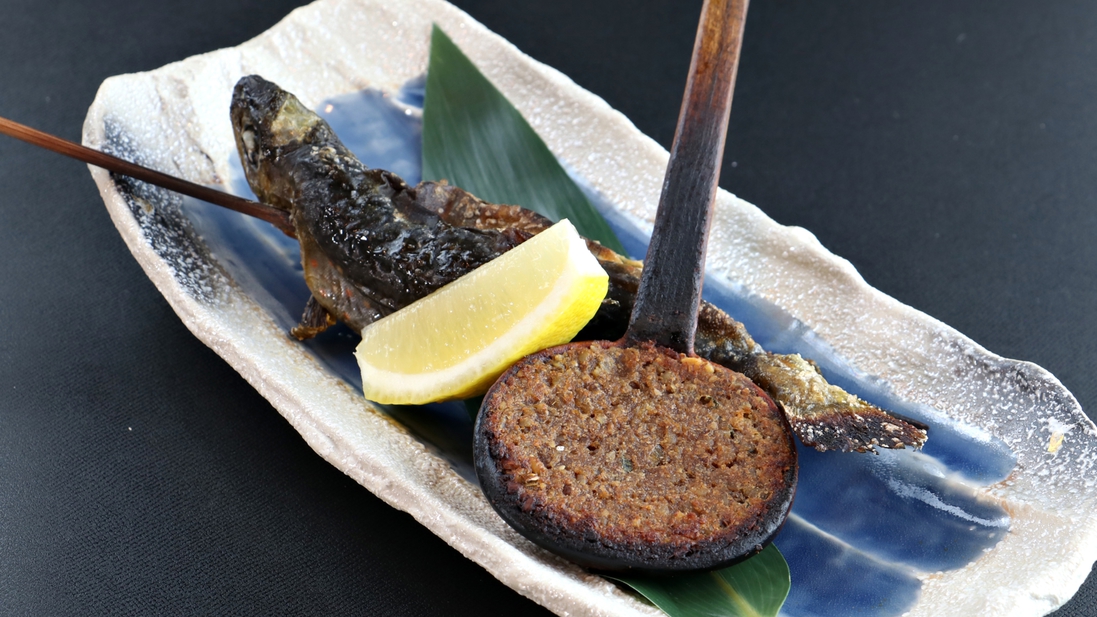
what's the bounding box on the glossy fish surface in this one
[231,75,525,334]
[230,74,926,453]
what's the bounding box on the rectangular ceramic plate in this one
[83,0,1097,615]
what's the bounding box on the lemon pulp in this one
[354,219,608,404]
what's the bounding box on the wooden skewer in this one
[0,115,296,237]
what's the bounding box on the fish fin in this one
[416,181,553,235]
[290,295,337,341]
[788,403,929,453]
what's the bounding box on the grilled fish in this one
[230,75,926,453]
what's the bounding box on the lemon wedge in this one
[355,219,609,404]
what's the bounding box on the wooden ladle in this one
[473,0,797,574]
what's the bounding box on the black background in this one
[1,0,1095,615]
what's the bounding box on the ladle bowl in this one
[475,339,796,573]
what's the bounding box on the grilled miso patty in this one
[475,341,797,572]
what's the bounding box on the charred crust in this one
[744,352,929,453]
[790,407,929,453]
[475,341,797,573]
[298,169,522,317]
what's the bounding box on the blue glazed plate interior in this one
[182,77,1014,617]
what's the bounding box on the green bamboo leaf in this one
[422,25,625,254]
[608,545,791,617]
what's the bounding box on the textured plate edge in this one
[79,0,1097,615]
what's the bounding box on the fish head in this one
[230,75,325,211]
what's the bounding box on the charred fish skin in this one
[230,75,522,333]
[230,75,926,453]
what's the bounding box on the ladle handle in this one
[625,0,748,354]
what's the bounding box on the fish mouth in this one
[230,76,285,128]
[230,75,286,185]
[231,75,323,150]
[230,75,285,146]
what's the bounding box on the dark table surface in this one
[2,0,1095,615]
